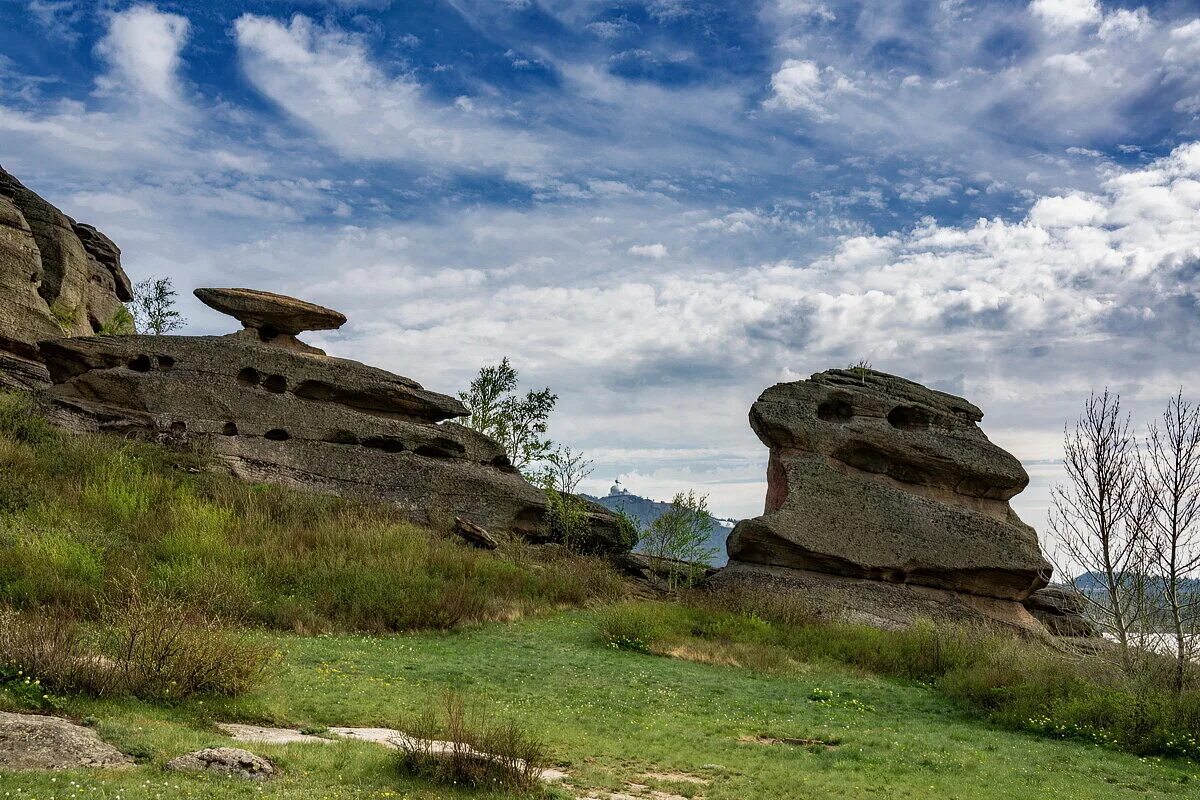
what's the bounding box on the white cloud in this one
[763,59,855,119]
[95,5,190,104]
[1028,193,1107,227]
[628,243,668,259]
[233,14,548,174]
[1030,0,1102,33]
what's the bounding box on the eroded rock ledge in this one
[35,288,623,550]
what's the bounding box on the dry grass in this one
[395,690,549,793]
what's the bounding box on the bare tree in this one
[539,446,594,495]
[1050,390,1151,670]
[1142,391,1200,693]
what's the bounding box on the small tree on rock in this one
[458,357,557,473]
[131,277,185,335]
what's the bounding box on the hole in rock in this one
[362,436,405,453]
[326,430,359,445]
[128,355,152,373]
[222,422,239,436]
[490,454,513,470]
[817,398,853,423]
[237,367,261,387]
[169,420,187,433]
[157,355,175,370]
[262,375,288,394]
[414,439,466,459]
[264,428,290,441]
[887,406,932,430]
[258,326,281,342]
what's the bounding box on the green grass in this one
[0,393,626,632]
[1,611,1198,799]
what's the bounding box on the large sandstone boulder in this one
[0,166,131,390]
[35,289,624,551]
[1023,586,1097,638]
[718,368,1053,633]
[0,712,134,771]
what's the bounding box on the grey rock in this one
[707,561,1049,636]
[1024,586,1097,637]
[454,517,499,549]
[0,166,131,387]
[727,369,1052,601]
[166,747,275,781]
[0,712,134,771]
[36,319,625,552]
[194,287,346,336]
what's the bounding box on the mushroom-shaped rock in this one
[725,368,1052,603]
[195,288,347,336]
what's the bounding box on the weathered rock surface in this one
[35,291,624,550]
[195,287,346,341]
[720,368,1053,634]
[728,369,1051,601]
[1023,586,1097,637]
[708,562,1047,634]
[0,712,134,771]
[166,747,276,780]
[0,166,131,390]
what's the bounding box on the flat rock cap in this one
[194,288,347,335]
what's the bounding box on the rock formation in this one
[711,368,1053,634]
[1023,586,1097,638]
[34,288,624,550]
[0,166,131,390]
[166,747,276,781]
[0,712,134,771]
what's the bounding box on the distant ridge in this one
[583,483,734,567]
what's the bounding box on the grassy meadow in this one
[1,613,1198,800]
[2,391,1200,798]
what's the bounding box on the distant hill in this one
[584,488,734,567]
[1073,571,1200,594]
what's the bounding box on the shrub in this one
[0,597,271,702]
[0,393,55,445]
[397,690,548,793]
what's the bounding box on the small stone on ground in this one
[167,747,276,781]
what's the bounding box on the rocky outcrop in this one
[1023,586,1097,637]
[0,166,131,390]
[166,747,276,780]
[714,368,1053,634]
[35,288,624,550]
[0,712,134,771]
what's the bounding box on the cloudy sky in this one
[1,0,1199,540]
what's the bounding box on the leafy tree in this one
[536,446,594,495]
[459,357,557,472]
[639,491,718,589]
[131,277,185,335]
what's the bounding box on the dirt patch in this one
[218,722,568,782]
[741,734,840,750]
[642,771,710,785]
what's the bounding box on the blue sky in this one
[2,0,1199,535]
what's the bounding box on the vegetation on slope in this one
[596,595,1200,762]
[0,392,626,633]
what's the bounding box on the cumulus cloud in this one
[1030,0,1102,33]
[628,243,668,259]
[763,59,855,119]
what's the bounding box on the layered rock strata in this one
[713,368,1053,634]
[0,166,131,390]
[35,288,623,550]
